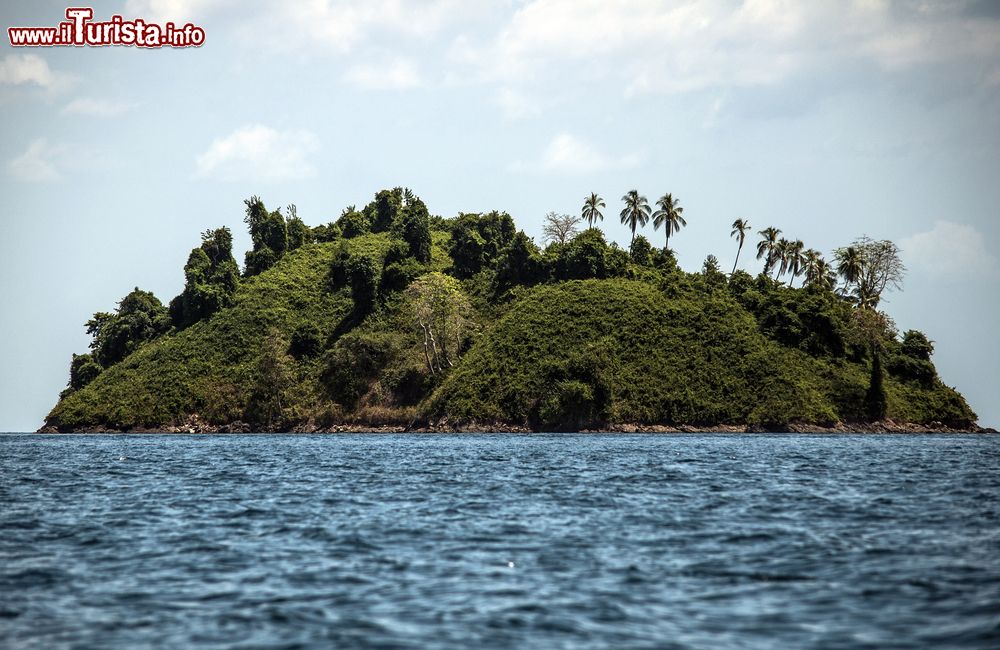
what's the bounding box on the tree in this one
[286,211,313,251]
[652,193,686,252]
[337,206,371,239]
[629,235,653,266]
[447,211,516,278]
[393,197,432,263]
[786,240,805,286]
[775,238,791,280]
[371,188,404,233]
[170,227,240,329]
[756,227,782,277]
[68,353,102,391]
[87,288,171,367]
[619,190,651,244]
[245,329,293,428]
[847,309,897,421]
[542,211,582,245]
[582,192,605,229]
[404,273,473,375]
[730,218,750,274]
[803,249,835,290]
[494,231,544,293]
[834,237,905,309]
[348,254,381,316]
[243,196,288,276]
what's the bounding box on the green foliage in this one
[289,322,323,359]
[629,235,653,266]
[337,206,371,239]
[243,197,289,276]
[170,227,240,329]
[68,353,102,391]
[864,348,888,420]
[47,191,977,432]
[394,197,432,263]
[447,211,516,278]
[245,329,294,428]
[87,287,170,367]
[494,231,544,295]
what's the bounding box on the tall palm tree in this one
[834,246,862,286]
[582,192,605,229]
[786,240,806,286]
[775,238,792,280]
[756,227,781,277]
[619,190,651,245]
[730,218,750,274]
[652,193,686,251]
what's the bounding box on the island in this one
[41,187,990,433]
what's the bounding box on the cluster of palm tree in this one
[751,225,835,289]
[577,191,878,298]
[580,191,688,250]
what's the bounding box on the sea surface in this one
[1,433,998,649]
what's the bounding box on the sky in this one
[1,0,999,430]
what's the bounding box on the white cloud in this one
[195,124,319,181]
[511,133,642,174]
[457,0,1000,99]
[901,220,999,280]
[7,139,61,181]
[0,54,54,88]
[344,58,421,90]
[61,97,137,117]
[495,87,542,119]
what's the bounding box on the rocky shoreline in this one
[37,415,997,434]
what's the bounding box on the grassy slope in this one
[47,232,976,429]
[430,279,973,427]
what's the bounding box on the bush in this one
[289,323,323,359]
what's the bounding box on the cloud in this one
[61,97,138,117]
[511,133,642,174]
[455,0,1000,99]
[901,220,999,280]
[343,57,421,90]
[195,125,319,181]
[0,54,55,88]
[7,139,61,181]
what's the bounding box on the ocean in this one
[1,433,997,648]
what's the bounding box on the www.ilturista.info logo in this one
[7,7,205,48]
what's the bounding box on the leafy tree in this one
[630,235,654,266]
[88,288,171,367]
[289,323,323,359]
[494,231,544,293]
[549,229,620,281]
[68,353,102,391]
[834,237,904,309]
[619,190,651,244]
[286,211,313,251]
[245,329,293,427]
[847,309,896,420]
[312,221,342,242]
[337,206,371,239]
[370,188,404,233]
[652,193,686,252]
[901,330,933,361]
[730,218,750,274]
[170,227,240,329]
[447,211,516,278]
[542,211,582,245]
[348,254,381,316]
[581,192,605,229]
[756,227,782,277]
[405,272,473,374]
[393,197,432,263]
[243,197,288,276]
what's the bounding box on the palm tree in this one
[619,190,651,245]
[834,246,862,286]
[756,227,781,277]
[582,192,605,229]
[802,249,822,284]
[730,218,750,274]
[786,240,806,286]
[775,238,792,280]
[652,193,686,252]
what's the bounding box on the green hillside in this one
[45,189,979,432]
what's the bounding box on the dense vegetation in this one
[46,188,978,431]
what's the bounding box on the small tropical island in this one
[42,187,989,433]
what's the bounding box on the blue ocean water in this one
[1,433,998,649]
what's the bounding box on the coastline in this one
[36,417,997,434]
